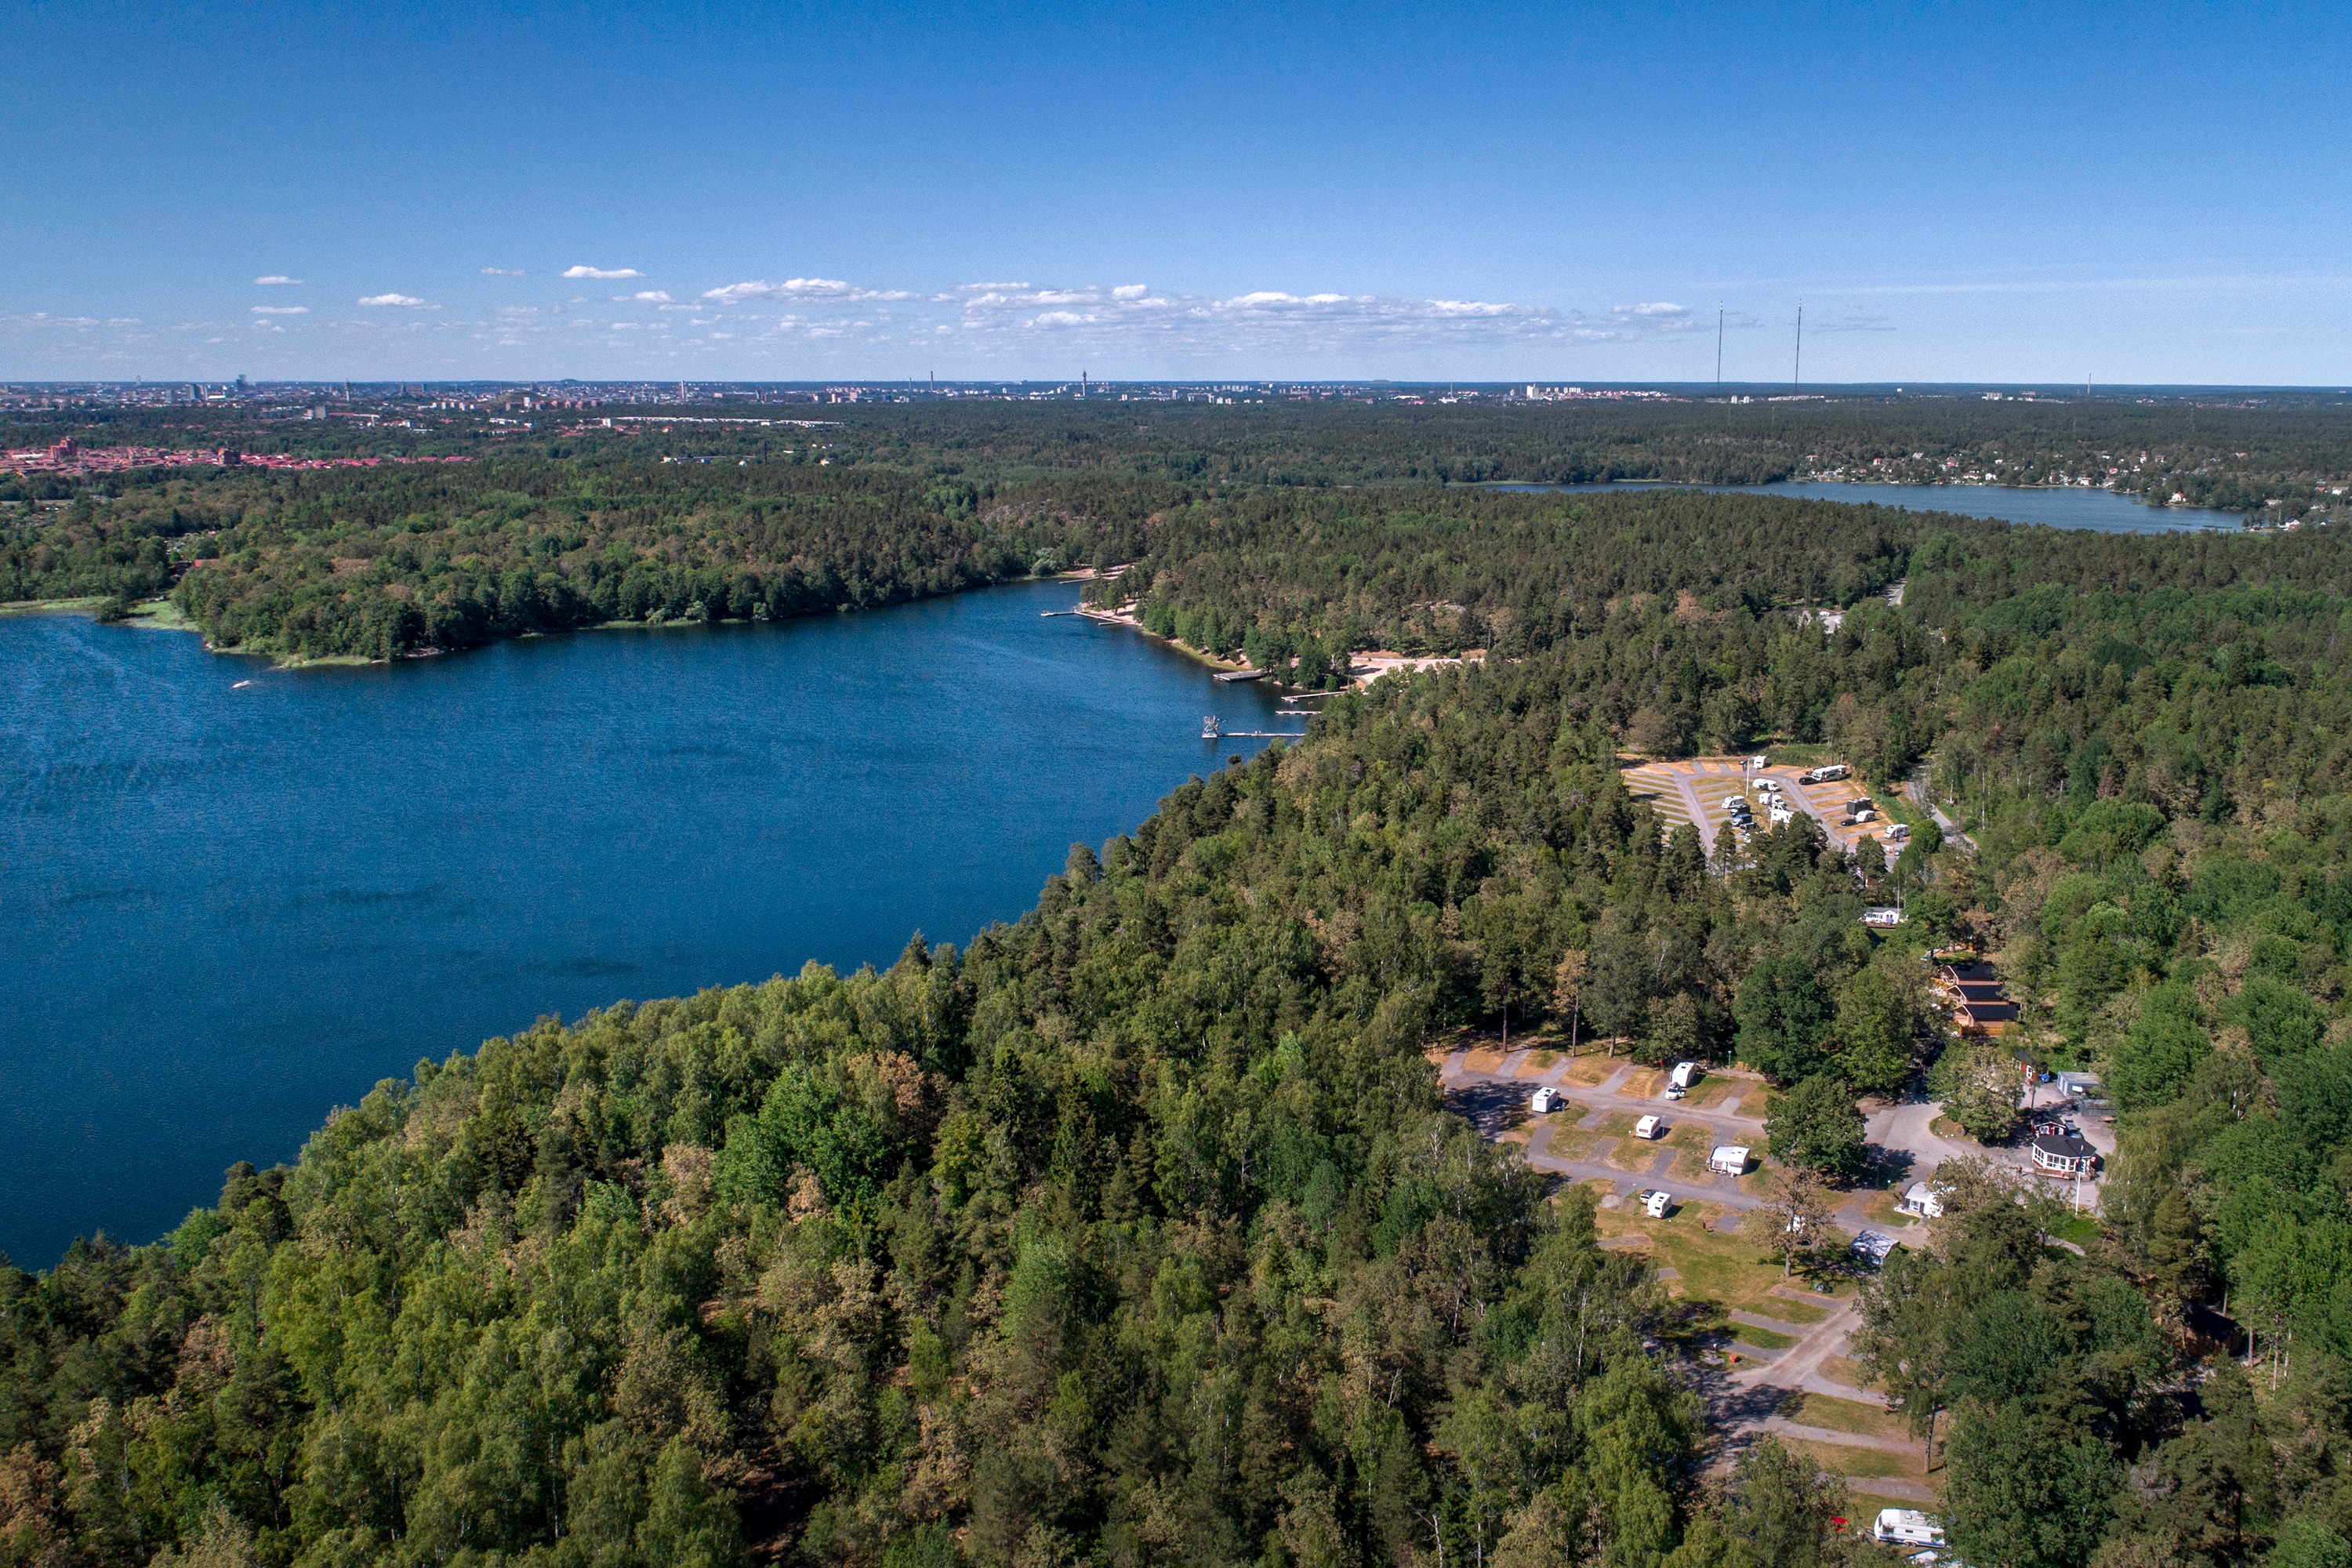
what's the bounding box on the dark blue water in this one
[1486,480,2246,532]
[0,583,1297,1265]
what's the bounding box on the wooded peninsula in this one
[4,398,2350,1568]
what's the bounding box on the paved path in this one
[1904,762,1975,852]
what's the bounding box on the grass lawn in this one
[1545,1124,1610,1161]
[1515,1049,1558,1076]
[125,598,197,630]
[1820,1355,1875,1388]
[1758,1293,1833,1326]
[1737,1324,1797,1351]
[1665,1145,1725,1183]
[1557,1055,1623,1086]
[2052,1210,2100,1246]
[1787,1438,1922,1483]
[1784,1392,1907,1443]
[1593,1200,1857,1331]
[1855,1189,1929,1230]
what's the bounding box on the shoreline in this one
[14,568,1115,670]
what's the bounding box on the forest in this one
[4,396,2350,662]
[6,405,2352,1568]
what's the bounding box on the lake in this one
[1485,479,2248,532]
[0,583,1299,1266]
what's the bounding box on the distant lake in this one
[1483,479,2247,532]
[0,584,1299,1266]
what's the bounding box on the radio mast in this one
[1793,303,1803,392]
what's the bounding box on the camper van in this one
[1873,1512,1945,1549]
[1802,764,1852,785]
[1530,1086,1566,1114]
[1640,1189,1672,1219]
[1670,1062,1703,1091]
[1632,1114,1664,1140]
[1708,1145,1749,1176]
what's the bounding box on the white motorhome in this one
[1670,1061,1703,1091]
[1530,1086,1566,1113]
[1641,1189,1672,1219]
[1633,1114,1664,1140]
[1802,763,1852,785]
[1708,1145,1749,1175]
[1873,1511,1945,1548]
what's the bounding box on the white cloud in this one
[481,267,526,275]
[563,265,642,279]
[252,275,302,285]
[702,277,918,304]
[1613,301,1690,318]
[357,292,437,307]
[250,305,309,315]
[624,290,673,303]
[1112,284,1149,299]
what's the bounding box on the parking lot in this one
[1621,755,1905,857]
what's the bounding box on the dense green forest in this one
[9,406,2352,1568]
[5,398,2348,661]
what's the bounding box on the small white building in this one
[1708,1145,1749,1175]
[1863,906,1904,927]
[1897,1182,1944,1218]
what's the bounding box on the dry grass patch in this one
[1557,1055,1623,1086]
[1692,1079,1751,1112]
[1462,1045,1508,1073]
[1514,1050,1561,1077]
[1619,1067,1667,1098]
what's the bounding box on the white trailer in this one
[1633,1114,1664,1140]
[1873,1511,1945,1548]
[1530,1086,1566,1113]
[1708,1145,1749,1175]
[1670,1061,1702,1091]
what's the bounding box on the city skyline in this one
[5,0,2347,384]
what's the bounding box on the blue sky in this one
[5,0,2347,383]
